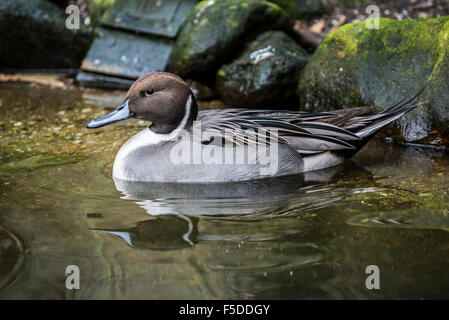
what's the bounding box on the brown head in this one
[86,72,198,134]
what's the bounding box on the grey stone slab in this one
[80,28,173,80]
[101,0,196,38]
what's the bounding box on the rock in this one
[168,0,292,78]
[0,0,94,69]
[298,17,449,146]
[216,31,308,108]
[187,79,218,101]
[87,0,117,27]
[270,0,329,19]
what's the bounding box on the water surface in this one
[0,82,448,299]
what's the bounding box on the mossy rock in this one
[88,0,116,27]
[168,0,292,78]
[298,17,449,146]
[216,31,308,108]
[270,0,329,19]
[0,0,94,68]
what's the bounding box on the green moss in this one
[88,0,116,27]
[168,0,292,78]
[428,19,449,81]
[298,16,449,146]
[0,153,83,176]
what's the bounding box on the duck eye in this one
[145,89,155,97]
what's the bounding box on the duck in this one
[86,72,422,183]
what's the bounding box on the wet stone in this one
[168,0,292,78]
[187,80,218,101]
[271,0,330,19]
[81,28,174,80]
[298,16,449,147]
[216,31,308,108]
[101,0,197,38]
[0,0,93,69]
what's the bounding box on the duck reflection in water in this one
[93,162,374,250]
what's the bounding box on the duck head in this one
[86,72,198,134]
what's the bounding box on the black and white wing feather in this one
[197,90,424,157]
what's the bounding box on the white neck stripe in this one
[147,93,192,144]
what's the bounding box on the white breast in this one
[113,128,152,180]
[112,94,193,180]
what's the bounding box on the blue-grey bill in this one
[86,100,135,129]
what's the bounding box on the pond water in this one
[0,82,448,299]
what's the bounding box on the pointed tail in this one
[345,89,426,138]
[334,89,426,158]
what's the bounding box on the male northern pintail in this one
[86,72,422,183]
